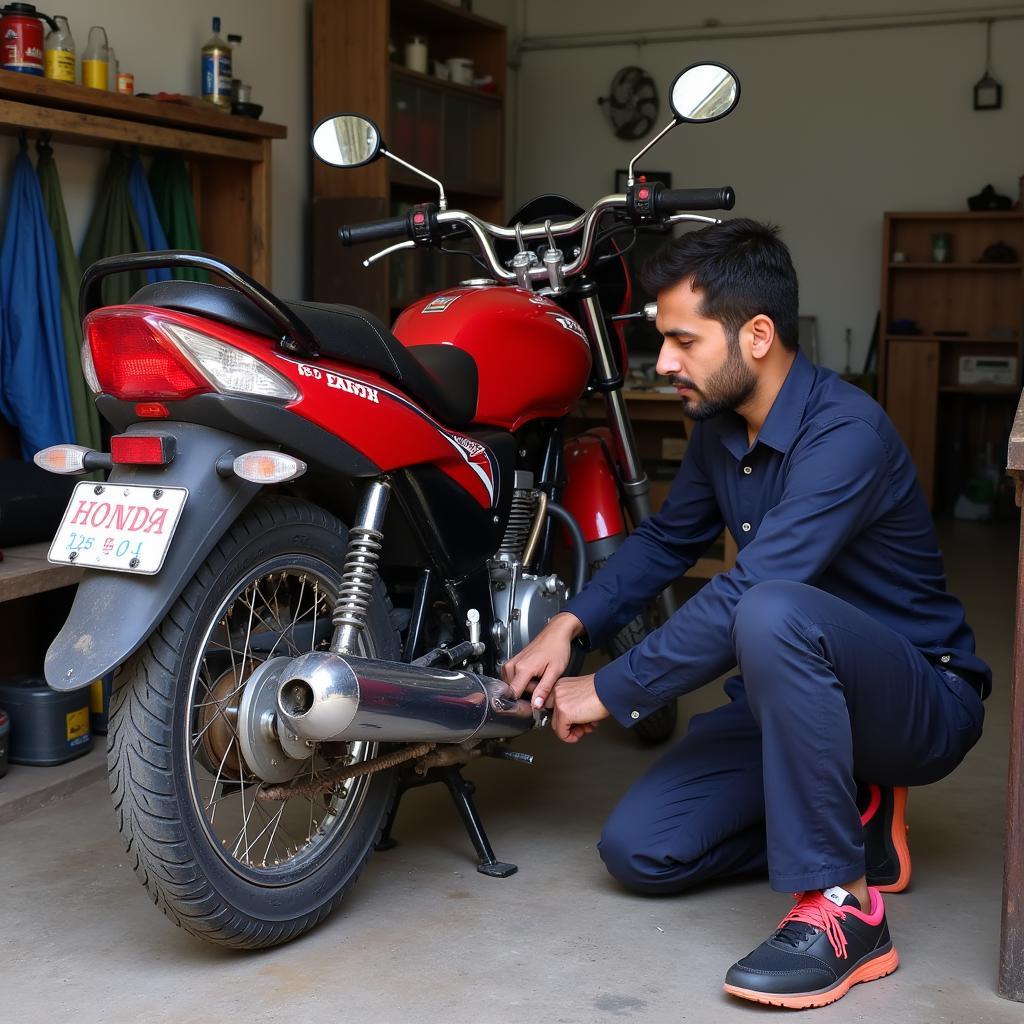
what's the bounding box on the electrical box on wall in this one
[957,355,1018,386]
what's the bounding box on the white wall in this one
[0,0,309,297]
[511,1,1024,370]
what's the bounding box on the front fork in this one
[577,283,678,619]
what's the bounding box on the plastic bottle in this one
[201,16,232,108]
[44,15,75,83]
[106,46,117,91]
[82,25,108,90]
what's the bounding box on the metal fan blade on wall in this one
[598,66,660,140]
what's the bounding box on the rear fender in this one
[44,423,261,691]
[561,432,625,543]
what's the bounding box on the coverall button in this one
[940,654,951,663]
[743,465,752,475]
[630,710,640,720]
[741,522,752,532]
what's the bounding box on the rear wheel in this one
[590,557,678,745]
[108,496,399,949]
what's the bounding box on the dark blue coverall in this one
[565,351,989,894]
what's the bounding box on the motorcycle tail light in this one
[85,309,211,400]
[159,322,299,402]
[110,434,176,466]
[232,451,307,483]
[33,444,92,474]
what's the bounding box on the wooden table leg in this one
[999,473,1024,1001]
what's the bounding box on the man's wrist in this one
[550,611,585,641]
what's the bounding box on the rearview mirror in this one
[311,114,383,168]
[669,62,740,123]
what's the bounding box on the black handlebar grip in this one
[338,214,411,247]
[655,186,736,214]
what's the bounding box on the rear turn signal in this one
[33,444,92,474]
[110,434,176,466]
[232,451,307,483]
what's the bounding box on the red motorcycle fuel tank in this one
[392,284,592,431]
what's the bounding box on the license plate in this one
[48,482,188,575]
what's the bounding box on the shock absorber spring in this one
[331,478,392,655]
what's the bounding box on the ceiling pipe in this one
[517,5,1024,52]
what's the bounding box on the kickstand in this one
[439,766,518,878]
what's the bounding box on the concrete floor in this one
[2,519,1021,1022]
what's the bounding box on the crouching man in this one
[504,219,989,1009]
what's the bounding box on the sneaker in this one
[861,784,911,892]
[724,886,899,1009]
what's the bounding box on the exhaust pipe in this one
[276,651,536,745]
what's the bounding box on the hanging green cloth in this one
[148,152,208,282]
[79,147,150,306]
[37,139,102,451]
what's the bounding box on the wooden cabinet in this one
[312,0,506,323]
[879,212,1024,509]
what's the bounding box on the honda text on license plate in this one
[48,482,188,574]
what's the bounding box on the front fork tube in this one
[578,286,678,620]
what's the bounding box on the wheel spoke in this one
[187,563,374,879]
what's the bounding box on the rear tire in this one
[591,557,678,745]
[108,496,400,949]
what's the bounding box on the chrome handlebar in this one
[361,195,721,284]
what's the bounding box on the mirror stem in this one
[382,149,448,211]
[626,119,679,187]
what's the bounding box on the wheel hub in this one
[237,657,306,784]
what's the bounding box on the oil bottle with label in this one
[201,15,231,108]
[44,14,75,82]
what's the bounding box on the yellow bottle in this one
[82,25,108,90]
[44,16,75,83]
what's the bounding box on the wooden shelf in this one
[884,211,1024,221]
[885,334,1020,344]
[939,384,1020,395]
[889,262,1021,270]
[880,210,1024,509]
[0,69,285,141]
[0,543,81,604]
[391,65,502,103]
[391,0,507,33]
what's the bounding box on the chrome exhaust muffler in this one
[275,651,535,745]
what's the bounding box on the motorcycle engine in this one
[489,472,570,662]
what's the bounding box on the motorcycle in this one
[36,62,739,948]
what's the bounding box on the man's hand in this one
[502,612,584,703]
[547,673,610,743]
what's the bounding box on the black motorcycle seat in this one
[129,280,479,427]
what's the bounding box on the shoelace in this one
[773,892,850,960]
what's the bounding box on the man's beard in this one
[670,339,757,421]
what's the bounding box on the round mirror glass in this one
[312,114,383,168]
[669,63,740,123]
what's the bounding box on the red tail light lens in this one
[84,309,211,400]
[110,434,176,466]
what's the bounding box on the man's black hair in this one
[640,218,799,351]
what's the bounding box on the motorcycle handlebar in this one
[339,215,410,247]
[655,186,735,214]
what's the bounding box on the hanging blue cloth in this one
[127,151,172,284]
[0,145,75,459]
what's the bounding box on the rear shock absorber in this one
[331,477,392,655]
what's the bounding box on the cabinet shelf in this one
[881,209,1024,509]
[391,65,502,103]
[938,384,1019,395]
[889,262,1021,270]
[885,335,1019,344]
